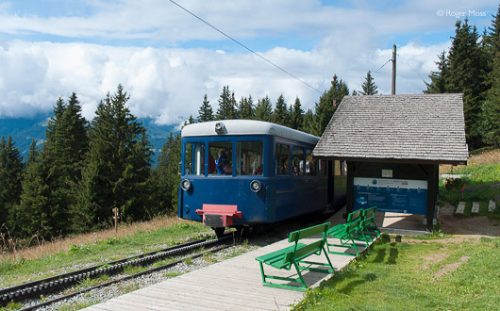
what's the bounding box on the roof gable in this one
[313,94,468,164]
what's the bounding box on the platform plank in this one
[83,215,373,311]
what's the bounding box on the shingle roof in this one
[313,94,468,164]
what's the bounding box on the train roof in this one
[181,120,319,144]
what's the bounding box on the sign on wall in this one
[353,177,428,215]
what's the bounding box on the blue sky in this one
[0,0,497,124]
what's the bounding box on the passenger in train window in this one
[216,150,228,175]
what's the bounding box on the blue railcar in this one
[178,120,346,235]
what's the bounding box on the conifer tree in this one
[313,74,349,135]
[42,93,88,236]
[77,85,152,230]
[238,96,255,119]
[255,96,273,122]
[361,71,378,95]
[301,109,316,134]
[446,19,489,148]
[15,139,51,238]
[216,86,237,119]
[290,97,304,130]
[0,137,23,230]
[272,94,289,126]
[482,6,500,146]
[425,52,450,94]
[198,94,214,122]
[151,133,181,215]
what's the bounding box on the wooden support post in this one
[113,207,119,234]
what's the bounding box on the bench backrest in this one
[363,207,377,222]
[284,239,324,263]
[288,222,330,243]
[347,209,363,223]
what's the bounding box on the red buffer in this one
[195,204,243,227]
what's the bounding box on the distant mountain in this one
[0,116,177,163]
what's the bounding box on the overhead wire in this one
[372,58,392,73]
[168,0,324,94]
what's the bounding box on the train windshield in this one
[237,141,263,175]
[209,142,233,175]
[185,142,205,176]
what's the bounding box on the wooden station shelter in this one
[313,94,469,229]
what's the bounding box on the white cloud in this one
[0,1,495,43]
[0,39,450,123]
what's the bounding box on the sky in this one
[0,0,497,125]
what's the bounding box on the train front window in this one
[184,142,205,176]
[275,143,290,175]
[237,141,263,175]
[209,142,233,175]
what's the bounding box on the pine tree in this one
[272,94,289,126]
[216,86,237,119]
[15,139,51,238]
[238,96,255,119]
[0,137,23,230]
[77,85,152,230]
[425,51,450,93]
[301,109,316,134]
[313,75,349,135]
[446,19,489,148]
[481,6,500,146]
[290,97,304,130]
[361,71,378,95]
[255,96,273,122]
[42,93,88,236]
[197,94,214,122]
[150,133,181,215]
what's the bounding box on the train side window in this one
[209,142,233,175]
[237,141,263,175]
[184,142,205,176]
[275,143,290,175]
[305,149,316,176]
[291,147,304,176]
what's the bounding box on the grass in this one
[439,149,499,219]
[0,217,211,287]
[294,237,500,311]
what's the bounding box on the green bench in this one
[327,207,379,257]
[361,207,381,239]
[255,222,334,291]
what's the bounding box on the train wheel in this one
[213,227,225,238]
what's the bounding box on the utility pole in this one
[391,44,397,95]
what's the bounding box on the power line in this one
[168,0,323,94]
[372,58,392,73]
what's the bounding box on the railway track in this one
[1,234,235,309]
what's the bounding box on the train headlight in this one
[180,179,192,191]
[250,180,262,193]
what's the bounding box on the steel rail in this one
[1,234,233,306]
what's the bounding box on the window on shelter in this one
[209,142,233,175]
[275,143,290,175]
[237,141,263,175]
[291,147,304,176]
[184,142,205,176]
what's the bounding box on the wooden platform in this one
[84,225,369,310]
